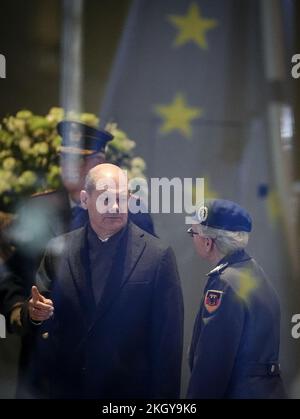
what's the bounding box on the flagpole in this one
[260,0,299,280]
[60,0,83,113]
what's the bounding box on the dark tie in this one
[70,206,88,230]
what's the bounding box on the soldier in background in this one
[0,211,16,314]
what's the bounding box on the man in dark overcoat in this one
[23,163,183,399]
[0,121,155,397]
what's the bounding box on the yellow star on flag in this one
[168,2,218,49]
[266,189,282,227]
[154,93,202,138]
[236,270,258,301]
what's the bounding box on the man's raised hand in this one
[28,286,54,322]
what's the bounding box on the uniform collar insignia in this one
[206,262,229,277]
[219,249,251,267]
[206,250,252,277]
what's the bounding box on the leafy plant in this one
[0,107,146,211]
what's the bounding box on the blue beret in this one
[195,199,252,232]
[57,121,113,156]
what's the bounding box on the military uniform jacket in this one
[24,222,184,399]
[187,250,286,399]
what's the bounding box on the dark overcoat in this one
[24,222,183,399]
[0,188,155,397]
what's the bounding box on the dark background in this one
[1,0,300,399]
[0,0,130,116]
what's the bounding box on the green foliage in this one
[0,108,146,211]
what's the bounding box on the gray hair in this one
[196,224,249,255]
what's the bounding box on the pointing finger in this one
[31,286,42,304]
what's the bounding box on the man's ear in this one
[80,190,88,209]
[205,238,213,251]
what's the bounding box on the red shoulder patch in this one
[204,290,223,313]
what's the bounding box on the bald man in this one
[22,164,184,399]
[1,122,155,398]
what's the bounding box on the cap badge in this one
[198,205,208,222]
[70,129,82,145]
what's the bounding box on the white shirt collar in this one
[97,235,110,243]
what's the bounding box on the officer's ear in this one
[205,237,214,252]
[80,190,89,209]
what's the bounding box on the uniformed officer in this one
[186,199,286,399]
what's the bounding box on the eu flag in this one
[101,0,298,394]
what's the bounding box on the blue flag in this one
[101,0,298,394]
